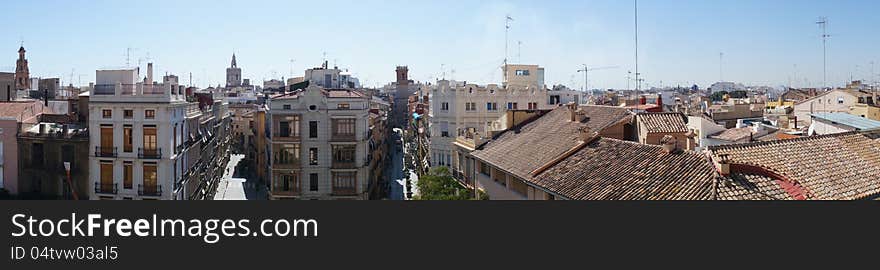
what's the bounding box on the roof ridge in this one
[707,131,866,151]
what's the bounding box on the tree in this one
[414,167,474,200]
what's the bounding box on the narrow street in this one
[214,154,267,200]
[385,131,405,200]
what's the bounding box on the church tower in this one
[15,46,30,90]
[226,53,242,88]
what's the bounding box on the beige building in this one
[502,64,545,90]
[636,112,695,150]
[793,89,874,127]
[268,85,371,200]
[428,80,549,168]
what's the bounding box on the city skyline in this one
[2,0,879,90]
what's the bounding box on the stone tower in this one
[226,53,242,88]
[15,46,30,90]
[395,66,409,86]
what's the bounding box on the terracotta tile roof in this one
[325,89,366,98]
[471,105,632,183]
[0,101,43,121]
[716,173,793,200]
[708,131,880,200]
[637,112,689,133]
[531,138,717,200]
[709,127,753,142]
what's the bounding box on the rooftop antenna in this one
[289,59,296,77]
[441,64,446,80]
[517,41,522,63]
[817,17,830,90]
[634,0,640,91]
[504,15,514,84]
[719,52,724,81]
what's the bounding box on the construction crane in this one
[577,65,619,92]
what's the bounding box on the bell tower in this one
[15,45,30,90]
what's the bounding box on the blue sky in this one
[1,0,878,90]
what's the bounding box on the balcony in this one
[138,148,162,159]
[271,133,300,142]
[138,184,162,197]
[95,146,117,157]
[332,186,358,196]
[330,133,357,142]
[273,161,301,170]
[95,182,118,195]
[331,160,356,169]
[271,189,302,197]
[90,83,184,103]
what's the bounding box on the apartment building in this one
[428,79,549,168]
[268,85,370,200]
[88,65,192,200]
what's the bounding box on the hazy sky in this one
[2,0,878,90]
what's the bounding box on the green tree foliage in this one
[415,167,475,200]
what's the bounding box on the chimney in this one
[576,108,588,123]
[43,89,49,106]
[660,135,678,154]
[717,154,731,175]
[147,63,154,85]
[6,85,10,101]
[578,126,596,142]
[656,94,663,108]
[567,102,578,122]
[639,95,647,105]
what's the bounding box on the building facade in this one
[268,85,371,200]
[88,65,213,200]
[428,80,549,168]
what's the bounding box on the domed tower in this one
[14,46,30,90]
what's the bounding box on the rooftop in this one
[811,112,880,130]
[471,105,633,184]
[636,112,689,133]
[709,131,880,200]
[532,138,717,200]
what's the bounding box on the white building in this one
[303,62,360,89]
[428,79,550,168]
[267,85,371,200]
[88,64,191,200]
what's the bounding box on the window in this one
[441,102,449,111]
[123,162,133,189]
[332,119,356,137]
[274,174,299,192]
[337,103,350,110]
[465,102,476,111]
[528,102,538,110]
[143,163,158,191]
[515,69,530,76]
[279,121,290,137]
[310,173,319,191]
[173,124,177,153]
[145,110,155,119]
[441,131,449,137]
[309,121,318,138]
[123,125,132,152]
[332,145,356,163]
[100,162,113,187]
[275,144,301,164]
[61,145,74,169]
[309,148,318,165]
[143,126,157,151]
[838,97,844,104]
[549,95,561,105]
[332,172,357,195]
[31,143,44,168]
[100,125,113,150]
[124,110,133,119]
[283,104,291,110]
[486,102,497,111]
[507,102,518,110]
